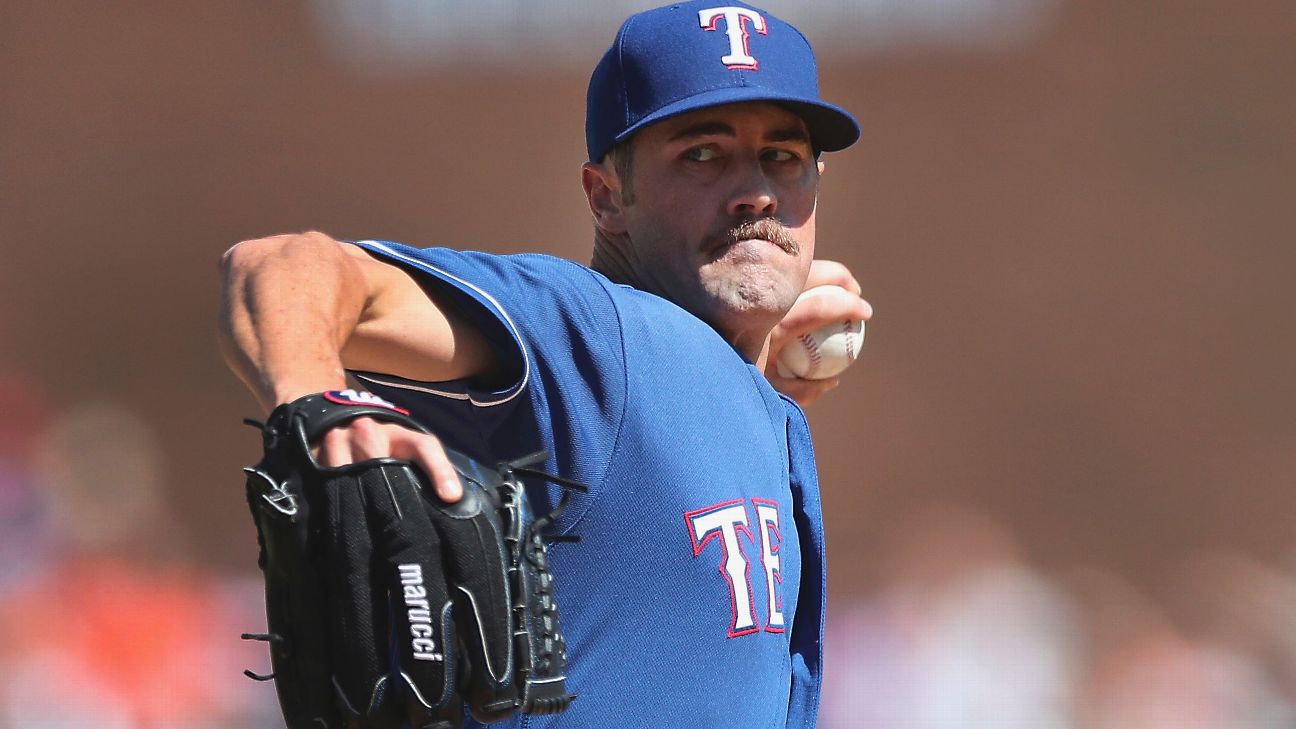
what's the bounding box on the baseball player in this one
[220,2,869,727]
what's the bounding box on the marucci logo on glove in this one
[399,563,444,662]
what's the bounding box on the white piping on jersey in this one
[355,240,530,408]
[353,372,470,401]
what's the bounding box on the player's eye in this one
[683,146,718,162]
[763,148,798,162]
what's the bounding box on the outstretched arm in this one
[228,236,577,726]
[218,231,496,498]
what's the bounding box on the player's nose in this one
[726,160,777,218]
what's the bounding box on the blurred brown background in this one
[2,1,1293,726]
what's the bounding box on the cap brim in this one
[610,87,860,156]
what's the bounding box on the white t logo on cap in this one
[698,7,768,70]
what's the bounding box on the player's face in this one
[619,102,821,351]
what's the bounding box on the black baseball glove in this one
[240,390,581,729]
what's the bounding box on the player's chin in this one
[703,273,797,318]
[704,252,800,290]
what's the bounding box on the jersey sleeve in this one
[349,240,535,409]
[345,240,627,528]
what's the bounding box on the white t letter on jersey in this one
[686,499,759,636]
[698,6,768,70]
[752,498,785,632]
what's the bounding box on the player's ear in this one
[582,161,627,235]
[817,159,826,176]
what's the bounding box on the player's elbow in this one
[221,234,287,281]
[221,231,339,281]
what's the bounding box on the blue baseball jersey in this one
[350,240,826,728]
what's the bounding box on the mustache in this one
[708,218,800,256]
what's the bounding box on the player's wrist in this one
[269,379,346,409]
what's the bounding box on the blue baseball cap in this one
[586,1,860,162]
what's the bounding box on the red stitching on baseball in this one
[797,332,821,377]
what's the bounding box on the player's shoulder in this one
[349,240,701,330]
[351,241,591,290]
[497,252,609,289]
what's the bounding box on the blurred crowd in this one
[820,503,1296,728]
[0,374,279,729]
[3,371,1295,728]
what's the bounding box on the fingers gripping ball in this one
[776,285,865,380]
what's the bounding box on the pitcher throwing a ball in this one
[220,2,871,727]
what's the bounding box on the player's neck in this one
[718,320,775,366]
[591,231,774,363]
[589,231,630,285]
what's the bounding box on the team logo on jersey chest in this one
[698,6,768,70]
[685,497,785,638]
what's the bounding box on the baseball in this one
[776,285,865,380]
